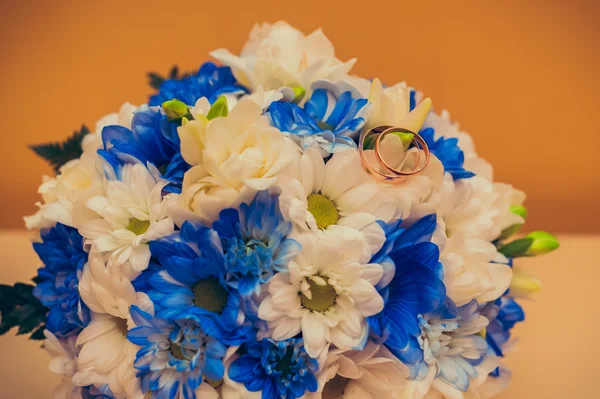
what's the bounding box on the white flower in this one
[437,174,526,242]
[258,235,384,358]
[211,21,356,93]
[441,235,512,306]
[74,251,149,398]
[279,147,389,259]
[43,330,83,399]
[80,163,174,274]
[172,97,300,224]
[311,342,407,399]
[24,150,104,230]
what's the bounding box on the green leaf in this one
[30,125,90,173]
[147,65,192,90]
[30,325,46,340]
[498,237,534,257]
[207,96,229,120]
[0,282,48,340]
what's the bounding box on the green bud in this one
[162,99,192,121]
[498,237,534,258]
[525,231,559,256]
[510,205,528,219]
[290,86,306,104]
[207,96,229,120]
[363,132,414,151]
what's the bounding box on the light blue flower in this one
[145,221,252,345]
[99,105,188,192]
[228,338,319,399]
[409,90,474,180]
[367,214,446,363]
[268,87,369,154]
[128,306,227,399]
[32,223,89,338]
[149,62,247,107]
[212,191,301,318]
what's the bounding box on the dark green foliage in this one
[0,282,48,340]
[498,237,534,258]
[30,125,90,173]
[147,65,191,90]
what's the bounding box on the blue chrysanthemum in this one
[99,105,188,192]
[367,214,447,362]
[81,384,115,399]
[32,223,89,338]
[228,338,319,399]
[212,191,300,316]
[144,221,251,345]
[268,88,369,154]
[128,306,226,399]
[149,62,247,107]
[484,296,525,360]
[409,90,474,180]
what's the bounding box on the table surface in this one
[0,230,597,398]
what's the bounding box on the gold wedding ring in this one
[358,125,431,184]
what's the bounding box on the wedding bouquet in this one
[1,21,559,399]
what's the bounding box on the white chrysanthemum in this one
[25,103,137,230]
[80,163,174,274]
[311,342,407,399]
[437,174,526,243]
[441,235,512,307]
[43,330,83,399]
[211,21,356,93]
[279,147,388,258]
[24,151,104,230]
[74,251,150,398]
[172,97,300,224]
[258,235,384,358]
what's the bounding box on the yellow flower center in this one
[127,218,150,235]
[301,277,337,312]
[307,193,338,230]
[192,278,228,314]
[170,342,186,360]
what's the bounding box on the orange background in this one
[0,0,599,232]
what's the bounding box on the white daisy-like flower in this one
[171,97,300,225]
[43,330,83,399]
[79,163,174,274]
[258,234,384,358]
[211,21,356,93]
[24,150,104,230]
[279,147,389,258]
[437,174,526,242]
[441,234,512,307]
[74,251,149,398]
[311,342,407,399]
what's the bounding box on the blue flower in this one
[32,223,89,338]
[228,338,319,399]
[81,385,115,399]
[128,306,227,399]
[268,88,369,154]
[149,62,247,107]
[367,214,446,361]
[409,90,474,180]
[99,105,188,192]
[484,296,525,359]
[144,221,252,345]
[212,191,300,316]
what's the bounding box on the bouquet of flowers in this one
[1,21,559,399]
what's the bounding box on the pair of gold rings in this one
[358,125,431,184]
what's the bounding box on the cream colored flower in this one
[211,21,356,93]
[172,97,300,224]
[43,330,83,399]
